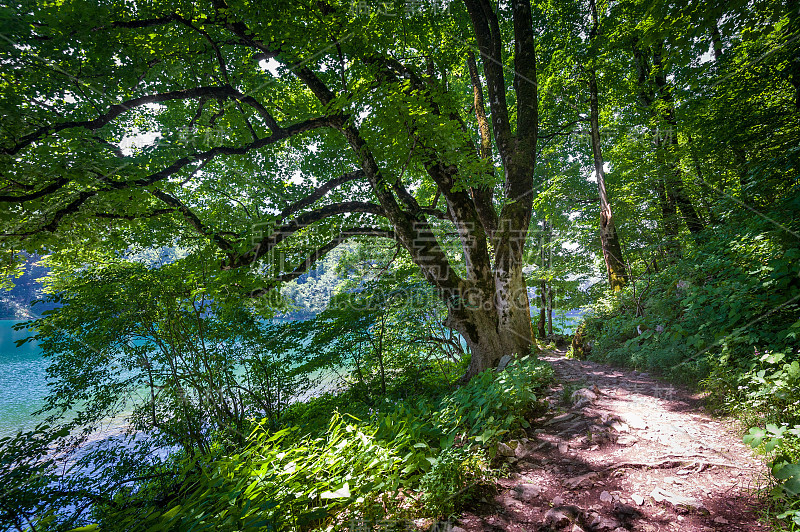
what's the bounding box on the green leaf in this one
[319,482,350,499]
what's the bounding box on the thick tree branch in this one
[150,189,236,254]
[8,116,330,236]
[2,85,279,157]
[232,201,386,267]
[463,0,513,163]
[277,169,365,221]
[224,18,465,293]
[246,227,395,297]
[0,177,70,203]
[93,208,174,220]
[466,51,499,238]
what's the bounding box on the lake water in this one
[0,312,584,440]
[0,320,49,438]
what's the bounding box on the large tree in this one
[0,0,541,379]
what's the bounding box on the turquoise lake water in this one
[0,312,583,439]
[0,320,49,438]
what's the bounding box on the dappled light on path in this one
[452,350,767,532]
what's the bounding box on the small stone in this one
[552,495,565,505]
[513,483,541,502]
[546,412,577,425]
[558,442,569,454]
[497,442,516,457]
[616,434,637,446]
[497,354,513,370]
[713,516,729,525]
[564,472,600,489]
[649,487,705,512]
[623,413,647,430]
[613,502,639,517]
[451,527,467,532]
[589,513,621,531]
[571,387,598,406]
[514,439,534,459]
[610,421,630,433]
[545,505,582,528]
[571,525,586,532]
[600,490,613,503]
[631,493,644,506]
[544,508,571,528]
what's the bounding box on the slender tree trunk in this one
[587,0,628,290]
[711,24,723,61]
[537,220,547,339]
[734,148,750,203]
[538,280,547,339]
[687,134,717,224]
[654,146,682,258]
[652,47,705,235]
[377,313,386,397]
[588,68,629,290]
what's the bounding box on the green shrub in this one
[434,356,552,448]
[739,351,800,528]
[418,445,491,518]
[76,356,554,531]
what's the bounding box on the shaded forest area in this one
[0,0,799,530]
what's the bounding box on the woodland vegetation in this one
[0,0,798,530]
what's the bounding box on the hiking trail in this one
[452,350,767,532]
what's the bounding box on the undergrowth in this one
[75,356,553,531]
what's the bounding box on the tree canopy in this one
[2,0,800,529]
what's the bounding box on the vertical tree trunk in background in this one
[588,69,629,290]
[588,0,628,291]
[734,149,750,204]
[711,24,724,61]
[634,39,704,245]
[652,46,705,236]
[538,280,547,339]
[687,134,717,224]
[538,220,547,339]
[654,147,682,258]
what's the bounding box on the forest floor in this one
[449,350,770,532]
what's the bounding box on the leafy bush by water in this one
[8,357,551,531]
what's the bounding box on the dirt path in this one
[452,351,768,532]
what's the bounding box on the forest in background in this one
[0,0,798,529]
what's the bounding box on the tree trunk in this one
[447,263,533,381]
[654,147,682,258]
[588,67,628,290]
[546,223,553,336]
[652,46,705,235]
[538,280,547,339]
[634,39,704,243]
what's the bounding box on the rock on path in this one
[452,350,767,532]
